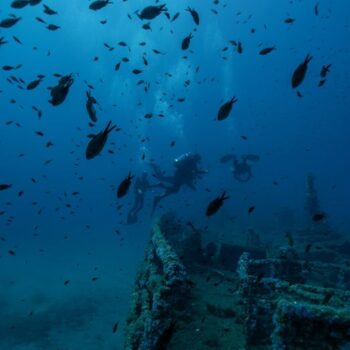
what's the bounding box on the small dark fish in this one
[320,64,331,78]
[64,280,70,285]
[181,33,193,50]
[89,0,112,11]
[314,2,319,16]
[186,7,199,25]
[43,4,57,15]
[132,69,142,75]
[49,74,74,106]
[8,250,16,256]
[13,36,22,44]
[86,120,116,159]
[142,23,152,31]
[27,78,43,90]
[206,191,229,216]
[259,47,275,55]
[0,16,21,28]
[171,12,180,22]
[46,24,60,31]
[137,4,167,20]
[86,90,98,123]
[312,212,326,222]
[36,16,46,24]
[117,172,133,198]
[284,17,295,24]
[217,96,238,121]
[318,79,326,87]
[11,0,29,9]
[0,184,12,191]
[248,206,255,214]
[112,321,119,333]
[291,54,312,88]
[237,41,243,54]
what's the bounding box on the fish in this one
[49,74,74,106]
[312,212,326,222]
[171,12,180,22]
[46,24,60,31]
[117,173,133,198]
[27,78,43,90]
[186,7,199,25]
[248,206,255,214]
[284,17,295,24]
[112,321,119,333]
[237,41,243,54]
[291,54,312,88]
[11,0,29,9]
[181,33,193,50]
[206,191,229,216]
[217,97,238,121]
[0,16,22,29]
[85,120,116,159]
[314,2,319,16]
[43,4,57,15]
[86,90,98,123]
[137,4,167,20]
[89,0,112,11]
[259,47,275,55]
[0,184,12,191]
[320,64,331,78]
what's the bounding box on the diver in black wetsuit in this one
[220,153,260,182]
[127,172,151,224]
[150,152,207,212]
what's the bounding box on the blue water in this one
[0,0,349,349]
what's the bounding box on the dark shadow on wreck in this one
[123,175,350,350]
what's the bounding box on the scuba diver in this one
[127,172,151,224]
[150,152,207,212]
[220,153,260,182]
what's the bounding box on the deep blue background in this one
[0,0,349,348]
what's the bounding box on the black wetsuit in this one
[150,153,206,212]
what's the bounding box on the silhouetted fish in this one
[291,54,312,88]
[86,120,116,159]
[206,192,229,216]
